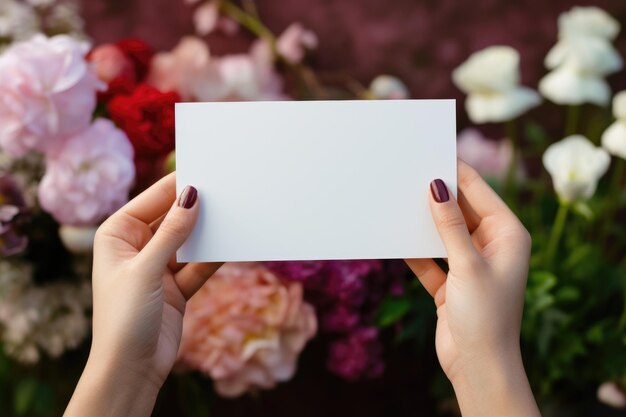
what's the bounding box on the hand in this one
[65,173,221,417]
[406,160,540,417]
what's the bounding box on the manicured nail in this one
[178,186,197,209]
[430,179,449,203]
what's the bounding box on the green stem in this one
[610,157,625,197]
[565,105,580,137]
[219,1,275,40]
[544,202,570,270]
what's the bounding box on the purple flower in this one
[327,327,384,381]
[0,175,29,256]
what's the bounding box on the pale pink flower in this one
[276,23,318,64]
[193,1,219,36]
[0,34,104,158]
[88,44,134,83]
[457,128,522,182]
[147,36,224,101]
[38,119,135,226]
[217,40,286,101]
[597,382,626,409]
[176,263,317,398]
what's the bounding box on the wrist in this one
[64,352,161,417]
[449,345,540,417]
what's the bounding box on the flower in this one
[368,75,410,100]
[0,34,105,158]
[58,225,98,254]
[38,119,135,226]
[147,36,223,101]
[89,44,135,84]
[0,260,91,364]
[0,175,29,256]
[276,23,318,64]
[539,7,622,106]
[542,135,610,203]
[193,1,218,35]
[108,84,179,156]
[176,263,317,397]
[601,90,626,160]
[0,1,39,49]
[597,382,626,409]
[327,327,384,381]
[452,46,540,123]
[457,128,521,183]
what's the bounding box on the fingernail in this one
[430,179,449,203]
[178,186,197,209]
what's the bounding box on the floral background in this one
[1,0,626,416]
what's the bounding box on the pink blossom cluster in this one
[0,35,135,226]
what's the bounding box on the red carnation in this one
[108,84,179,157]
[116,38,154,81]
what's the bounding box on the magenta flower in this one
[38,119,135,226]
[0,175,29,256]
[327,327,384,381]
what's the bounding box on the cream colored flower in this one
[601,90,626,160]
[59,225,98,254]
[452,46,540,123]
[597,382,626,409]
[540,7,622,106]
[543,135,610,202]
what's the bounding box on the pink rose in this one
[457,128,523,182]
[0,35,105,158]
[88,44,134,83]
[176,263,317,397]
[147,36,224,101]
[38,119,135,226]
[276,23,318,64]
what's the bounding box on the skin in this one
[65,161,540,417]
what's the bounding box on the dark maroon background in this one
[80,0,626,103]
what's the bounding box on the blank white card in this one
[176,99,456,262]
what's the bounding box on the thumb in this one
[429,179,480,270]
[137,185,199,274]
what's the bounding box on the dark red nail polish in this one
[430,179,449,203]
[179,186,197,209]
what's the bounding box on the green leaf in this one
[525,121,550,145]
[375,297,412,327]
[572,201,593,220]
[14,378,37,416]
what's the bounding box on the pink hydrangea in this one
[0,35,105,158]
[176,263,317,397]
[38,119,135,226]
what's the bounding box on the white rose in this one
[369,75,409,100]
[539,65,611,106]
[612,90,626,120]
[597,382,626,409]
[452,46,540,123]
[543,135,610,202]
[600,91,626,160]
[558,6,620,40]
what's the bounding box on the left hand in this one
[90,172,221,388]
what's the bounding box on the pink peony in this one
[0,35,104,158]
[147,36,223,101]
[176,263,317,397]
[38,119,135,226]
[88,44,134,83]
[276,23,318,64]
[457,128,522,183]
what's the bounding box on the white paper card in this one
[176,99,456,262]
